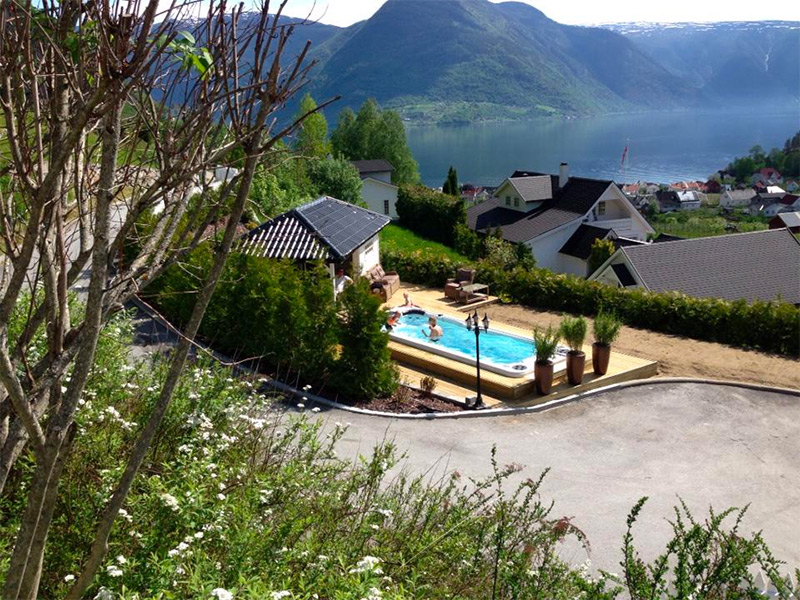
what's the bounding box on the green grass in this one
[649,208,769,239]
[380,223,469,261]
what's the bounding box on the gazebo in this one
[239,195,391,290]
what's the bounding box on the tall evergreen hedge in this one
[381,248,800,357]
[395,184,467,246]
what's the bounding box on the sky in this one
[282,0,800,27]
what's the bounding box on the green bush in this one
[381,249,800,357]
[533,326,560,364]
[148,247,397,400]
[331,279,398,400]
[395,183,467,246]
[593,312,622,346]
[559,315,587,352]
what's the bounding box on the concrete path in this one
[310,382,800,573]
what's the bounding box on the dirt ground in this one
[487,303,800,390]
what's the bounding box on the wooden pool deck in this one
[385,284,658,409]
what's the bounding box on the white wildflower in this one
[64,574,76,583]
[361,587,383,600]
[106,564,123,577]
[211,588,234,600]
[311,407,321,413]
[375,509,393,518]
[350,556,383,575]
[194,531,204,539]
[160,493,180,511]
[217,493,226,501]
[270,592,291,600]
[115,555,127,564]
[296,403,305,410]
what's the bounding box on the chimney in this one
[559,162,570,189]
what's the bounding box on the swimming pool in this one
[387,308,566,378]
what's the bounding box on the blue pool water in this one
[391,312,535,366]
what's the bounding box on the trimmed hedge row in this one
[395,184,467,246]
[382,249,800,357]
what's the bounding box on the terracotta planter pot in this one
[565,350,586,385]
[592,343,611,376]
[534,361,554,395]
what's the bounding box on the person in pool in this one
[386,310,402,330]
[401,292,419,307]
[422,316,443,341]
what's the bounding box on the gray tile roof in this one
[241,196,390,261]
[509,175,552,202]
[351,159,395,175]
[621,228,800,304]
[467,176,613,243]
[773,211,800,228]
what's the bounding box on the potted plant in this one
[592,312,622,376]
[559,315,588,385]
[533,325,560,395]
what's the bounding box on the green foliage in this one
[559,315,587,352]
[293,93,331,159]
[650,207,768,239]
[380,223,470,262]
[593,312,622,346]
[306,156,363,205]
[725,131,800,183]
[395,183,467,246]
[150,249,398,400]
[442,164,459,196]
[622,498,794,599]
[331,99,419,184]
[588,238,616,275]
[332,280,398,400]
[381,249,800,357]
[453,222,484,260]
[533,326,560,364]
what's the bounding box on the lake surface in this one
[405,109,799,187]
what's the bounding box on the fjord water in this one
[406,109,799,186]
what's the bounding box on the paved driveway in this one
[313,382,800,573]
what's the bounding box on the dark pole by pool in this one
[465,310,490,409]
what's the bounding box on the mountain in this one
[601,21,800,108]
[306,0,701,122]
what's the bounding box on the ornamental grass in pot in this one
[559,315,588,385]
[533,325,560,395]
[592,312,622,376]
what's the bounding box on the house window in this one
[383,199,390,215]
[514,198,520,207]
[505,195,511,206]
[598,201,606,216]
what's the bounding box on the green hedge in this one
[382,249,800,357]
[395,184,467,246]
[148,246,397,400]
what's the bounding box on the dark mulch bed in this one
[354,387,465,414]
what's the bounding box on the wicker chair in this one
[444,267,476,300]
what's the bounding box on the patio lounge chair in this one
[367,264,400,302]
[444,267,476,300]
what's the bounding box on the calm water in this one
[392,312,535,365]
[406,109,800,187]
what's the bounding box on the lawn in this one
[649,208,768,239]
[380,223,469,261]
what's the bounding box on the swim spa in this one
[387,308,567,378]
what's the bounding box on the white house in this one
[588,229,800,305]
[675,190,703,210]
[352,159,399,219]
[466,163,655,276]
[720,189,756,208]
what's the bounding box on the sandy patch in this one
[484,302,800,390]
